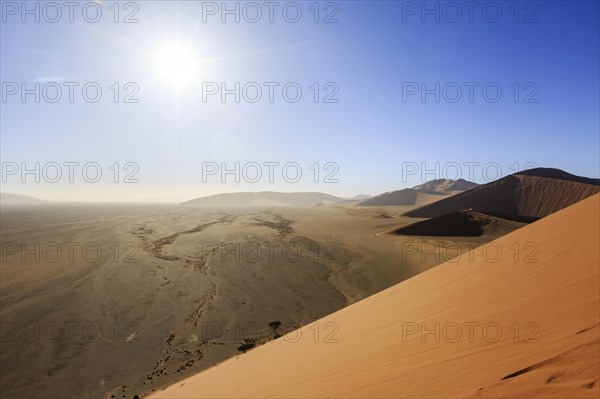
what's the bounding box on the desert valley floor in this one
[1,200,516,399]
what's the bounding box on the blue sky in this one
[1,0,599,202]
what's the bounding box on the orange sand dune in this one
[150,194,600,399]
[404,168,599,219]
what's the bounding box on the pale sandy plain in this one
[151,194,600,399]
[0,194,505,399]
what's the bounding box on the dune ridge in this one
[515,167,600,184]
[404,168,600,219]
[150,194,600,399]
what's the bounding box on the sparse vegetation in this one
[237,343,256,353]
[269,321,282,339]
[269,321,281,331]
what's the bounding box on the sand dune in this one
[182,192,345,207]
[352,194,373,201]
[358,188,449,206]
[150,194,599,399]
[413,178,479,195]
[0,192,46,205]
[359,178,476,206]
[387,210,525,237]
[404,168,600,219]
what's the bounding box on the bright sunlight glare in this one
[152,42,201,88]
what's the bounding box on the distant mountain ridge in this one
[182,191,345,207]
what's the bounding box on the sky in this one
[1,0,599,202]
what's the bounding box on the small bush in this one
[269,321,282,330]
[237,343,255,353]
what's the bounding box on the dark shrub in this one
[269,321,282,330]
[237,343,255,353]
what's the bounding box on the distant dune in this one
[413,178,479,195]
[0,192,46,205]
[150,194,599,399]
[359,179,476,206]
[352,194,373,201]
[404,168,600,219]
[358,188,417,206]
[358,188,449,207]
[182,191,345,207]
[387,210,525,237]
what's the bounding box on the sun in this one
[152,41,202,88]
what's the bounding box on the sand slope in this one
[358,188,449,206]
[151,194,599,399]
[413,178,479,195]
[404,168,600,219]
